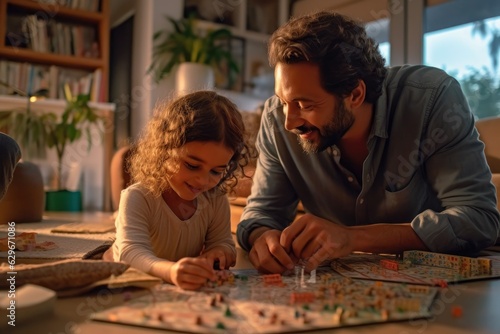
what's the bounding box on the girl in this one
[105,91,253,290]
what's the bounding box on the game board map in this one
[91,267,439,333]
[90,251,500,333]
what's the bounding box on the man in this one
[236,11,500,274]
[0,132,21,200]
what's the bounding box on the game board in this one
[332,251,500,286]
[91,266,439,333]
[90,251,500,333]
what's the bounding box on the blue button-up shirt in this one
[237,65,500,254]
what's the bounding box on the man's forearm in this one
[350,223,428,254]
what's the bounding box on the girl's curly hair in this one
[129,90,255,197]
[268,11,387,103]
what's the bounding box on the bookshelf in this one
[0,0,110,101]
[0,0,114,211]
[182,0,291,97]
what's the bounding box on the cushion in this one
[0,259,129,291]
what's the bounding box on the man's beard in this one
[297,101,355,153]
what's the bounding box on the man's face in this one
[274,62,354,153]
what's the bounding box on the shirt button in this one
[347,176,354,182]
[359,198,365,204]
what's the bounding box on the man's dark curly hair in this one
[268,11,387,103]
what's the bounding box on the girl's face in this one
[168,141,234,201]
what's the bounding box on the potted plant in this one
[0,84,105,212]
[148,15,239,92]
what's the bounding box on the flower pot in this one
[0,161,45,224]
[175,62,215,96]
[45,190,82,212]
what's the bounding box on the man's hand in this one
[248,229,296,273]
[280,213,354,271]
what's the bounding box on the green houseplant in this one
[0,84,104,210]
[149,15,239,88]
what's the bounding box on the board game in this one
[91,266,438,333]
[90,251,500,333]
[332,251,500,286]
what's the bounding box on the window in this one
[366,18,391,65]
[424,0,500,118]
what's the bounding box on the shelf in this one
[0,94,115,112]
[0,0,110,101]
[7,0,103,23]
[185,1,289,97]
[196,19,269,44]
[0,46,104,70]
[0,94,115,212]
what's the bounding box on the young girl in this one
[105,91,253,290]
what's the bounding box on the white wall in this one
[129,0,182,140]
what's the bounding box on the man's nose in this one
[284,105,302,131]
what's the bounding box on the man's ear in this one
[346,80,366,109]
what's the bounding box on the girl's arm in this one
[202,195,236,268]
[151,257,216,290]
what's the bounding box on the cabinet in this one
[183,0,292,99]
[0,0,110,102]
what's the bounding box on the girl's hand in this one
[169,257,216,290]
[201,246,236,270]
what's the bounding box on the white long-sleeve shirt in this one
[112,183,236,273]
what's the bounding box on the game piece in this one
[263,273,283,286]
[290,292,315,304]
[224,305,232,317]
[408,285,430,294]
[380,309,389,321]
[308,268,317,283]
[432,279,448,288]
[269,313,278,325]
[295,263,306,287]
[215,321,225,329]
[380,259,399,271]
[451,305,463,318]
[332,307,343,324]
